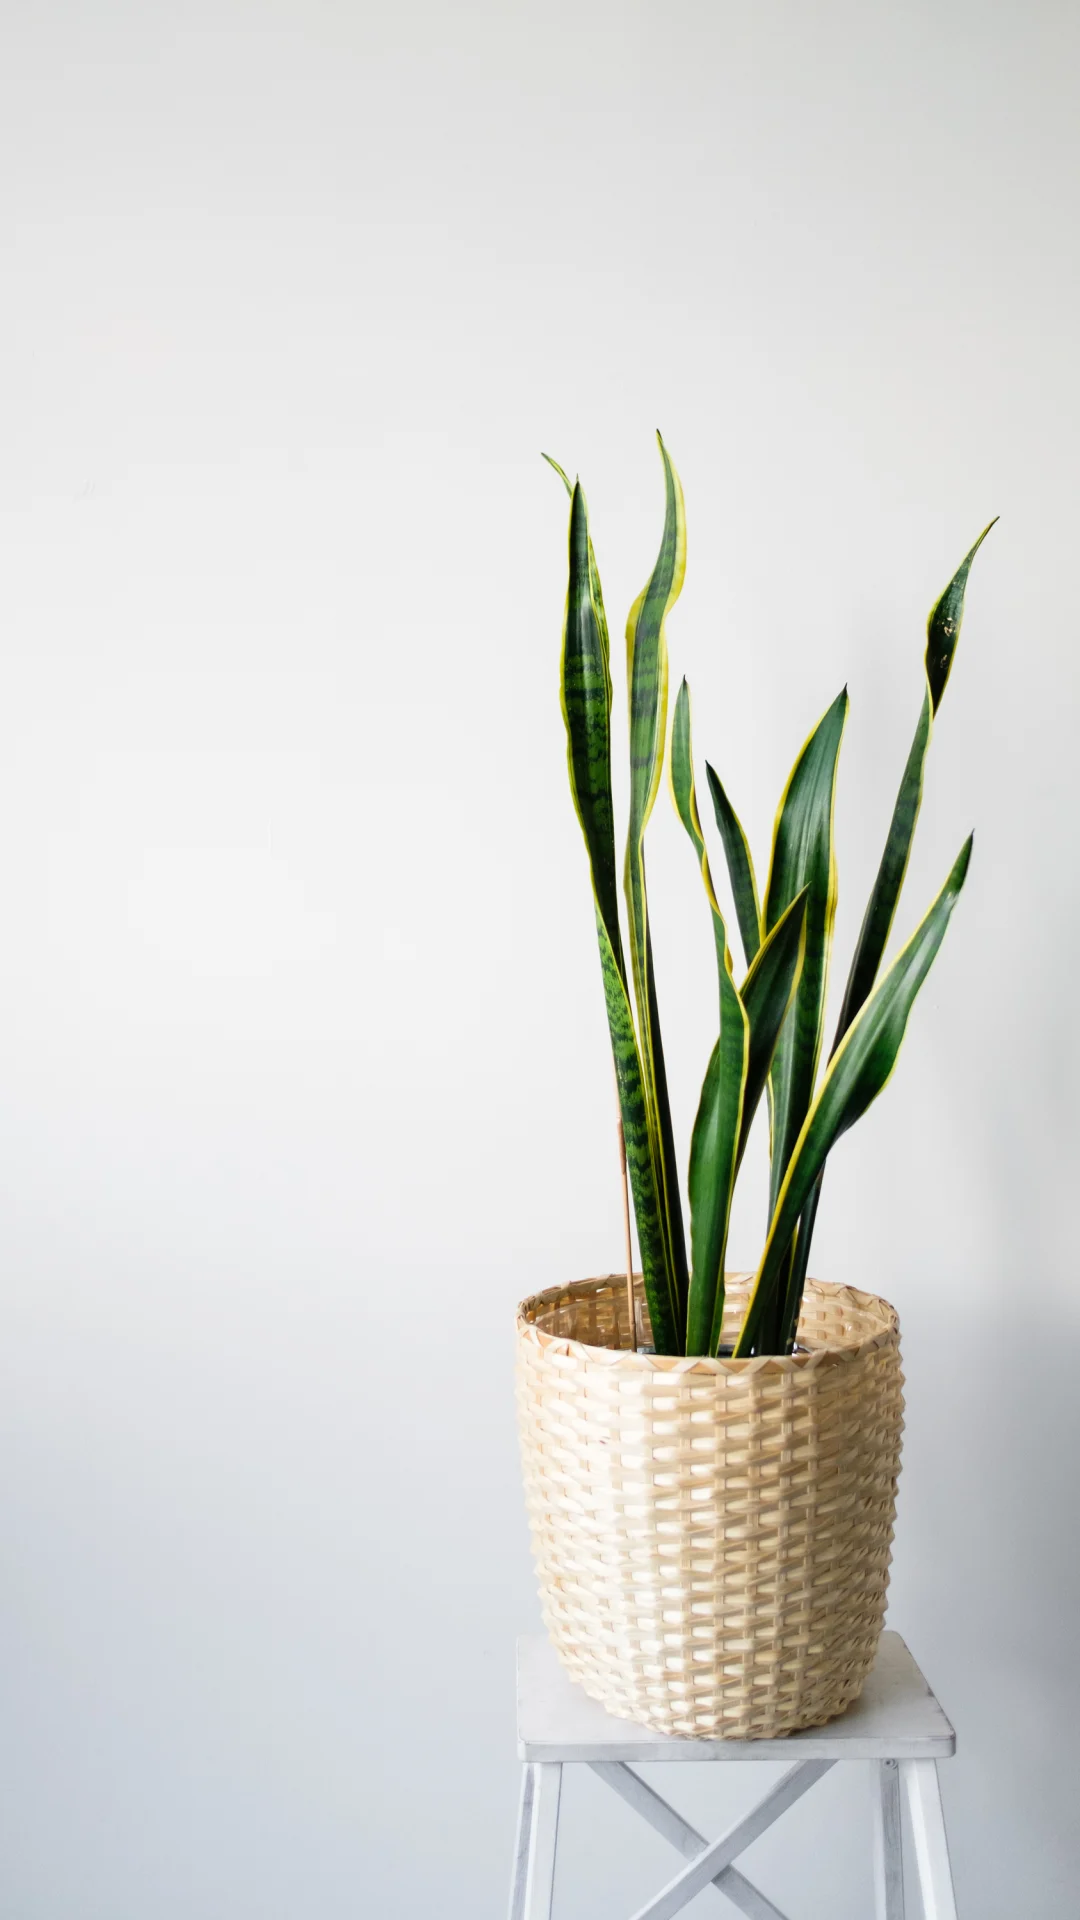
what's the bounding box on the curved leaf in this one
[736,836,973,1356]
[624,434,689,1336]
[625,435,685,853]
[834,520,995,1045]
[670,678,748,1353]
[786,520,996,1342]
[705,762,761,968]
[764,689,849,1215]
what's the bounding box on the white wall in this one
[0,2,1076,1914]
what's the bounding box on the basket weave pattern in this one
[516,1274,904,1739]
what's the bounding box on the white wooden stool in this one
[509,1632,958,1920]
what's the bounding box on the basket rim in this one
[516,1272,899,1374]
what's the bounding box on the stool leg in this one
[871,1759,905,1918]
[508,1765,536,1920]
[522,1763,562,1920]
[901,1759,958,1920]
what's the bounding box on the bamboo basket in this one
[515,1273,904,1739]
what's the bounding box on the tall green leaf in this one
[735,836,973,1356]
[555,471,679,1353]
[624,433,689,1338]
[833,520,995,1045]
[705,763,762,969]
[783,520,997,1342]
[556,475,621,957]
[670,679,747,1352]
[671,683,811,1351]
[764,690,849,1214]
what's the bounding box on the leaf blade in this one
[764,689,849,1215]
[925,519,997,716]
[595,911,680,1355]
[671,679,728,975]
[736,836,973,1356]
[561,481,623,967]
[737,887,809,1167]
[624,435,690,1337]
[556,473,679,1351]
[670,678,748,1353]
[787,520,996,1346]
[832,693,931,1047]
[705,762,762,967]
[686,1015,746,1355]
[834,519,995,1047]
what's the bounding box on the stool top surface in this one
[517,1632,955,1762]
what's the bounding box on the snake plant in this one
[548,436,992,1357]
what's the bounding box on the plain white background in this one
[0,2,1076,1914]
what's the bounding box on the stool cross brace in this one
[509,1633,959,1920]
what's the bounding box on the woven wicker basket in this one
[516,1272,904,1739]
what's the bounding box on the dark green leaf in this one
[561,482,622,957]
[556,472,680,1351]
[926,519,997,715]
[736,836,973,1355]
[738,888,808,1166]
[764,690,848,1216]
[671,679,728,981]
[624,435,689,1335]
[777,1177,821,1354]
[646,927,688,1342]
[686,1011,746,1356]
[705,762,761,968]
[595,911,680,1355]
[832,693,931,1046]
[670,677,748,1353]
[544,453,613,710]
[834,519,995,1048]
[794,520,996,1337]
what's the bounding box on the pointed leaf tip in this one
[925,519,996,713]
[542,452,575,497]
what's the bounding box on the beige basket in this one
[516,1273,904,1739]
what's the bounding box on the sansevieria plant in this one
[547,436,993,1359]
